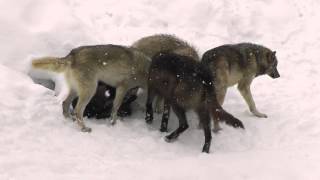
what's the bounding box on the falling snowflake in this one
[105,90,110,97]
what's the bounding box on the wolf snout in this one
[269,68,280,79]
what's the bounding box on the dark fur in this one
[71,82,137,119]
[145,53,244,153]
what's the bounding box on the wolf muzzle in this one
[269,68,280,79]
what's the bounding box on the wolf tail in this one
[32,57,69,73]
[214,107,244,129]
[208,90,245,129]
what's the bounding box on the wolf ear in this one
[272,51,276,56]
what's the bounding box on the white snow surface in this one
[1,0,320,179]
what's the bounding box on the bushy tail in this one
[32,57,69,73]
[205,83,244,129]
[208,90,245,129]
[214,107,244,129]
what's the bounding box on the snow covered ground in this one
[1,0,320,179]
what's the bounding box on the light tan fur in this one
[32,57,69,73]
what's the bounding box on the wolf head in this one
[257,50,280,79]
[266,51,280,79]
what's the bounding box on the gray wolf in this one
[202,43,280,122]
[32,44,150,132]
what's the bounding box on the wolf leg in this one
[198,88,227,133]
[160,99,170,132]
[73,82,97,132]
[197,85,225,130]
[145,87,156,124]
[165,104,188,142]
[154,96,164,113]
[215,65,228,106]
[216,86,227,106]
[212,117,222,133]
[110,85,128,125]
[211,85,227,132]
[197,89,224,131]
[206,67,227,131]
[62,90,77,119]
[238,79,267,118]
[117,87,138,116]
[197,110,212,153]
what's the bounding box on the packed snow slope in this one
[1,0,320,179]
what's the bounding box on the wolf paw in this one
[252,110,268,118]
[164,132,180,142]
[159,126,168,132]
[154,106,163,114]
[70,111,77,121]
[197,122,203,129]
[109,119,117,125]
[81,126,92,133]
[145,115,153,124]
[212,127,222,133]
[63,111,70,119]
[164,136,176,143]
[202,142,211,153]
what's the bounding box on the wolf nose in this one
[270,69,280,79]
